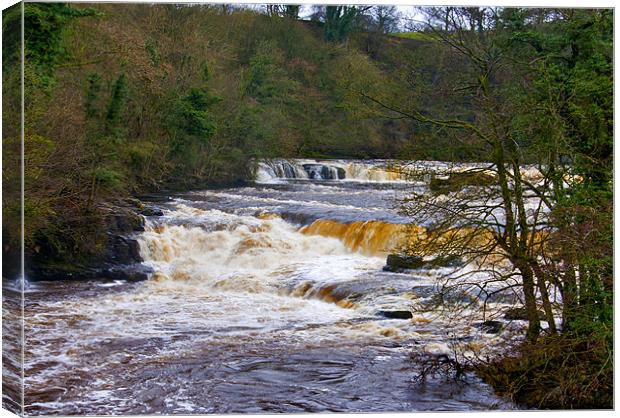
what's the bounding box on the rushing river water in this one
[4,159,524,415]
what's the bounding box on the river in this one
[4,159,523,414]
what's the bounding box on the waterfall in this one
[256,160,309,182]
[300,219,417,256]
[137,211,355,290]
[254,159,407,183]
[255,158,553,185]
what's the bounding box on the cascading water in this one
[12,160,525,415]
[255,159,408,183]
[255,158,547,186]
[256,160,309,182]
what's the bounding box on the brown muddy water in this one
[3,160,527,415]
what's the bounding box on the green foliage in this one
[324,6,360,42]
[284,6,300,19]
[397,7,612,406]
[171,66,220,146]
[105,73,128,136]
[527,10,612,189]
[145,38,160,67]
[228,105,269,155]
[2,3,22,71]
[22,198,54,248]
[1,3,98,84]
[33,204,108,261]
[244,40,297,102]
[126,141,157,172]
[85,72,102,118]
[390,31,437,41]
[177,89,219,139]
[89,167,124,191]
[502,10,612,341]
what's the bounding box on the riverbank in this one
[476,334,613,409]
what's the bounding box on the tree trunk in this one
[529,261,558,334]
[518,260,541,341]
[536,274,557,334]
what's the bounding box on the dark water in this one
[3,163,518,415]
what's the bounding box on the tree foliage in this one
[323,6,370,43]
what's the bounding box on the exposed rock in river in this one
[383,253,464,272]
[27,198,155,282]
[378,310,414,319]
[383,254,425,272]
[29,263,152,282]
[107,235,142,265]
[336,167,346,179]
[139,207,164,216]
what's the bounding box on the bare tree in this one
[357,7,606,341]
[265,5,300,19]
[368,6,402,34]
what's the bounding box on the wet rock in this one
[301,163,347,180]
[29,262,151,282]
[110,213,138,233]
[336,167,346,179]
[454,335,475,342]
[427,255,464,268]
[134,194,172,203]
[303,164,323,179]
[477,320,504,334]
[103,204,146,265]
[378,310,413,319]
[107,235,143,265]
[303,164,338,180]
[383,254,425,272]
[29,264,102,281]
[279,212,316,226]
[108,211,144,233]
[139,206,164,217]
[28,200,148,282]
[322,165,334,179]
[503,307,546,321]
[427,288,479,307]
[102,264,152,282]
[383,254,463,272]
[482,289,522,304]
[272,161,300,178]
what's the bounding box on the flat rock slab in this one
[378,310,413,319]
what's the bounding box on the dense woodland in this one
[2,3,613,409]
